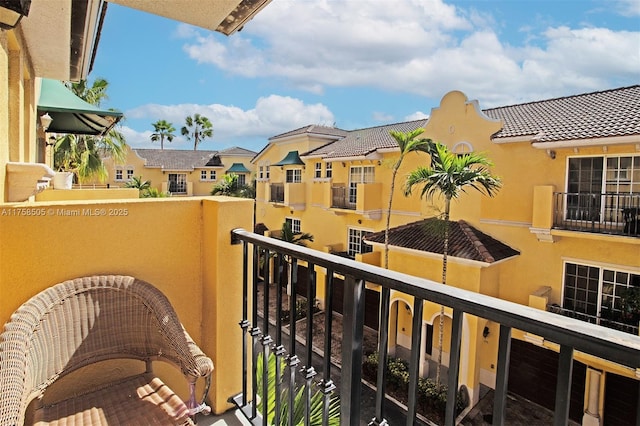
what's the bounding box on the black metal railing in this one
[547,304,639,336]
[553,192,640,237]
[331,185,355,209]
[230,228,640,426]
[270,183,284,203]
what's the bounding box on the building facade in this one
[97,146,256,196]
[253,87,640,424]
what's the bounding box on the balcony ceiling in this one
[107,0,272,35]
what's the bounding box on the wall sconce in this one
[39,113,53,131]
[545,149,556,160]
[341,162,346,167]
[0,0,32,30]
[482,326,490,339]
[45,136,56,147]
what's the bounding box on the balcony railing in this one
[547,304,639,336]
[553,192,640,237]
[331,185,355,210]
[230,228,640,426]
[269,183,284,203]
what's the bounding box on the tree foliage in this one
[54,78,127,183]
[404,141,501,386]
[150,119,176,150]
[181,113,213,151]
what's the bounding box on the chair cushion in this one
[33,373,194,426]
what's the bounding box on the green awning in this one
[37,79,123,135]
[273,150,305,166]
[227,163,251,173]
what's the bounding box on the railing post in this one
[553,345,574,426]
[493,324,512,426]
[340,275,365,425]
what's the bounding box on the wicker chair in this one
[0,275,213,426]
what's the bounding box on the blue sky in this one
[91,0,640,153]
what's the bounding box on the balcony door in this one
[566,155,640,223]
[168,173,187,194]
[349,166,375,205]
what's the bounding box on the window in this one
[168,173,187,193]
[258,166,264,179]
[201,170,207,181]
[566,155,640,222]
[265,164,270,179]
[325,162,332,178]
[348,228,373,257]
[349,166,375,203]
[210,170,216,181]
[285,217,301,233]
[126,168,134,180]
[286,169,302,183]
[115,169,123,181]
[314,162,322,179]
[237,174,246,186]
[563,261,639,322]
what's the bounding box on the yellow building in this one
[96,146,256,196]
[0,0,270,419]
[254,88,640,424]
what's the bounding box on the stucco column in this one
[582,368,602,426]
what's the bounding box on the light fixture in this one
[39,113,53,131]
[46,136,56,147]
[0,0,31,30]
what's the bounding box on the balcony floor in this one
[197,409,251,426]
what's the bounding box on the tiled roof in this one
[303,119,428,159]
[364,218,519,263]
[133,149,223,170]
[269,125,349,141]
[219,146,258,156]
[485,85,640,143]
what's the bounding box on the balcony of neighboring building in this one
[330,182,382,220]
[268,182,306,210]
[530,185,640,242]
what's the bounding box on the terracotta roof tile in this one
[304,119,428,158]
[134,149,223,170]
[269,125,349,141]
[364,218,519,263]
[485,85,640,143]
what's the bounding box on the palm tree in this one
[54,78,127,183]
[384,129,433,269]
[124,176,151,197]
[150,120,176,150]
[181,113,213,150]
[210,174,255,198]
[404,142,501,387]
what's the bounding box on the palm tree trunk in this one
[435,197,451,388]
[384,167,399,269]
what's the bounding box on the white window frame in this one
[314,163,322,179]
[258,165,264,180]
[210,170,216,181]
[349,166,375,203]
[265,164,271,179]
[562,260,639,323]
[126,168,134,180]
[285,217,301,233]
[347,227,373,257]
[325,162,332,178]
[201,170,208,181]
[565,155,640,223]
[115,168,123,181]
[286,168,302,183]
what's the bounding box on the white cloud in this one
[404,111,429,121]
[178,0,639,107]
[123,95,335,150]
